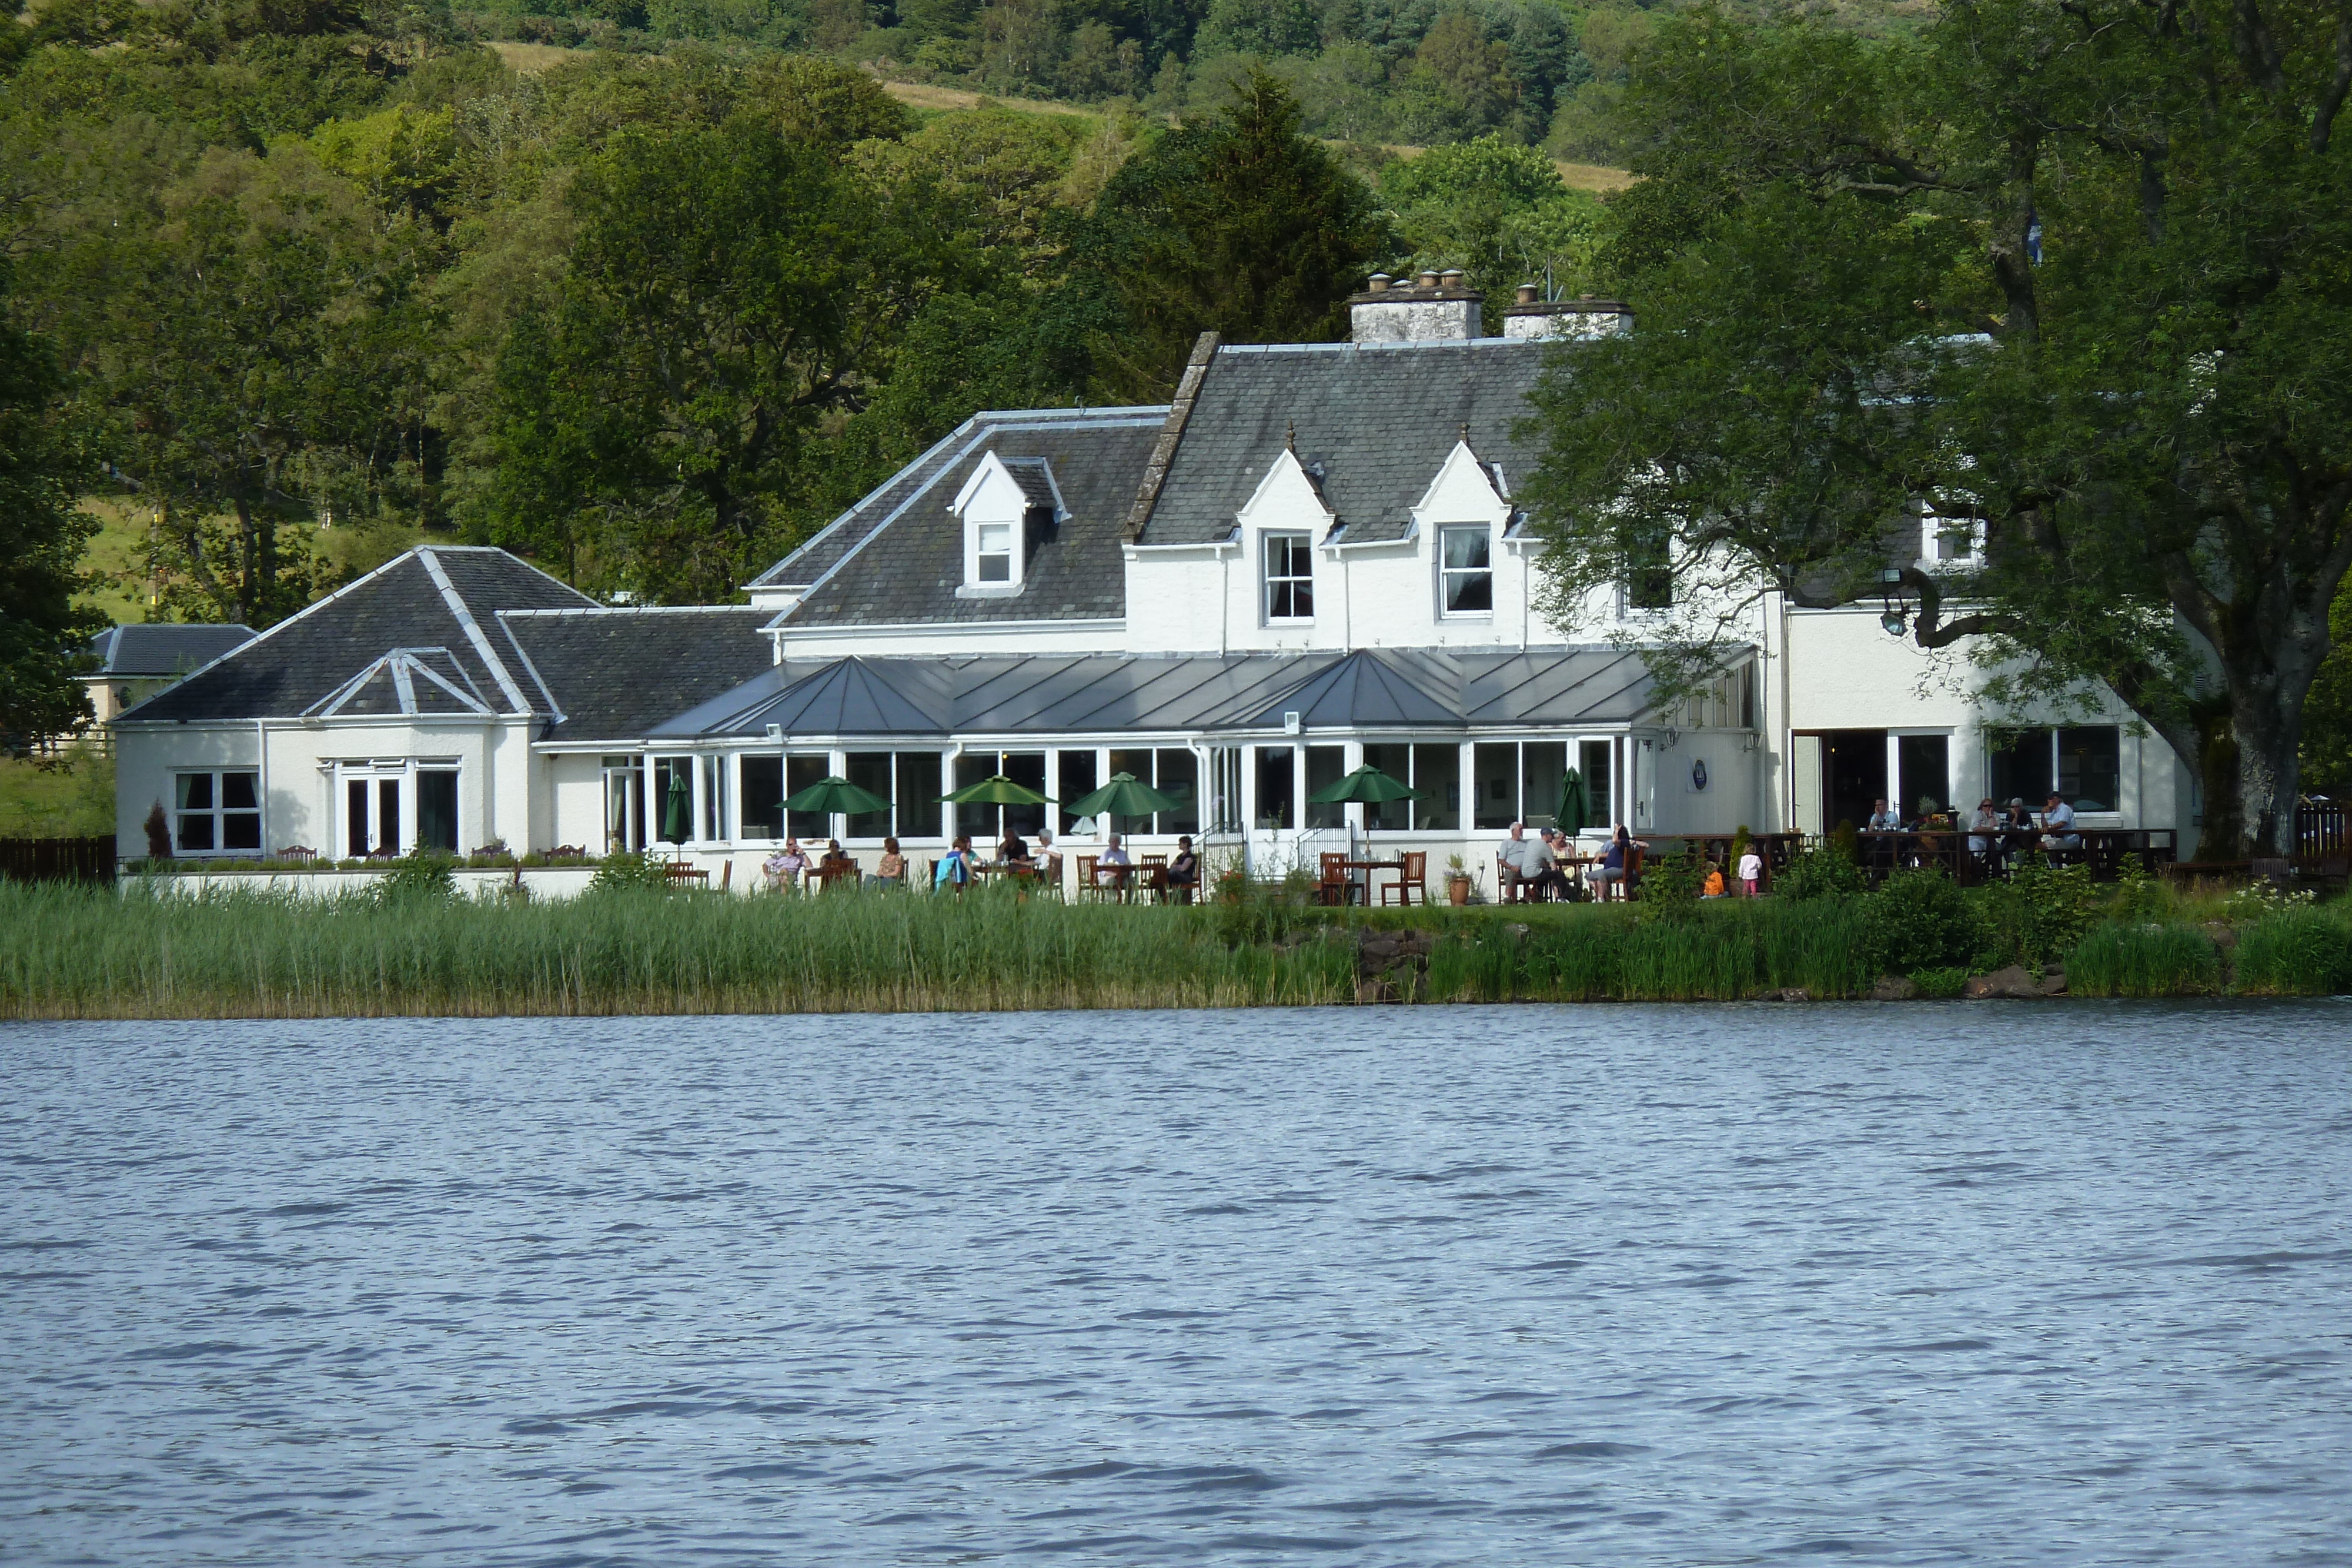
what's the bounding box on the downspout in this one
[943,741,965,843]
[255,717,269,854]
[1779,590,1795,833]
[1219,546,1230,657]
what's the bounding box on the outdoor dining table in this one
[1343,858,1405,905]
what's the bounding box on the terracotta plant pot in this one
[1448,875,1472,906]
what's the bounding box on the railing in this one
[1852,828,2176,887]
[2301,800,2348,867]
[0,835,118,885]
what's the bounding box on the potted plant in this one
[1446,853,1473,906]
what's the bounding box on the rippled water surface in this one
[5,1004,2351,1566]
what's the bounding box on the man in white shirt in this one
[1866,797,1903,831]
[1495,822,1538,902]
[2040,791,2080,861]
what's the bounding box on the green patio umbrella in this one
[1556,767,1591,837]
[781,775,894,817]
[661,766,690,842]
[1305,763,1425,805]
[1063,771,1182,820]
[937,774,1054,806]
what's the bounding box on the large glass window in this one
[1520,742,1567,830]
[1473,743,1518,830]
[1364,743,1412,831]
[844,751,893,840]
[784,755,830,841]
[174,770,260,854]
[1988,730,2047,805]
[956,750,1045,841]
[740,755,784,841]
[1207,747,1244,833]
[1255,746,1295,830]
[651,757,694,845]
[2057,727,2120,811]
[1057,749,1099,836]
[1621,519,1673,609]
[1897,735,1950,818]
[1363,744,1462,832]
[1579,739,1613,831]
[1264,532,1313,621]
[603,755,644,851]
[1305,745,1347,830]
[417,768,459,852]
[1155,748,1198,834]
[1441,526,1493,614]
[897,751,943,840]
[696,755,726,843]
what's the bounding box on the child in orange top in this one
[1701,861,1728,898]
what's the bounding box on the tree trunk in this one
[2187,639,2322,861]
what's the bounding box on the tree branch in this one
[2314,15,2352,152]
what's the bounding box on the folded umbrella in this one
[1556,768,1590,837]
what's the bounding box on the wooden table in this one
[1342,858,1404,905]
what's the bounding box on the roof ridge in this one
[113,551,430,722]
[418,549,533,715]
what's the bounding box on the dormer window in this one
[1439,525,1493,614]
[1921,507,1984,567]
[953,452,1060,596]
[1264,532,1314,621]
[975,521,1014,582]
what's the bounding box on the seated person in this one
[1738,846,1764,895]
[2040,791,2081,858]
[868,836,906,889]
[763,837,808,892]
[1166,835,1201,902]
[1525,829,1571,902]
[1701,858,1728,898]
[1866,798,1903,832]
[821,838,852,870]
[934,835,973,894]
[1495,823,1538,901]
[1034,828,1063,885]
[998,829,1032,868]
[2006,798,2034,833]
[1967,798,2004,867]
[1096,833,1133,891]
[1593,825,1645,894]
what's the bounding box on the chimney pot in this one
[1367,272,1390,292]
[1417,269,1440,290]
[1439,268,1465,290]
[1515,283,1539,305]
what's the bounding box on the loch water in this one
[4,1004,2350,1566]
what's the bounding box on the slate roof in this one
[305,648,497,717]
[1133,339,1557,547]
[496,607,774,743]
[86,623,256,677]
[751,409,1168,627]
[649,644,1691,741]
[119,548,594,723]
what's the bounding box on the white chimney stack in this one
[1349,271,1481,344]
[1502,287,1635,341]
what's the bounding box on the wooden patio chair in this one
[1378,850,1426,907]
[1138,854,1169,904]
[1074,854,1105,901]
[1317,851,1352,907]
[1601,845,1644,902]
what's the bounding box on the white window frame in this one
[974,521,1014,583]
[1920,506,1985,567]
[1438,524,1494,617]
[173,768,261,855]
[1263,531,1314,622]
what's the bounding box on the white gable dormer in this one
[1412,440,1512,619]
[1236,447,1336,625]
[952,452,1062,597]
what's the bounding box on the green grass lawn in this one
[0,749,115,838]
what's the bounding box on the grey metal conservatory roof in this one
[647,644,1693,741]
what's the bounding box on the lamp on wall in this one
[1879,568,1910,636]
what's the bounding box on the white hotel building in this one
[112,277,2190,884]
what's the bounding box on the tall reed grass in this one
[0,882,1354,1018]
[2064,924,2223,997]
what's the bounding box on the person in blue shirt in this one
[934,835,973,894]
[1594,824,1646,897]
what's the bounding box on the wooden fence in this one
[2301,801,2348,867]
[0,835,118,885]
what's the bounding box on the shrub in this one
[143,802,172,860]
[1778,841,1865,901]
[1636,841,1705,925]
[1912,966,1967,998]
[2066,924,2221,997]
[1865,868,1979,974]
[1979,861,2099,970]
[2232,910,2352,995]
[589,849,673,895]
[375,853,458,906]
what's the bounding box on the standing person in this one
[1737,842,1765,896]
[1165,835,1201,902]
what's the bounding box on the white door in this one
[1792,734,1824,838]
